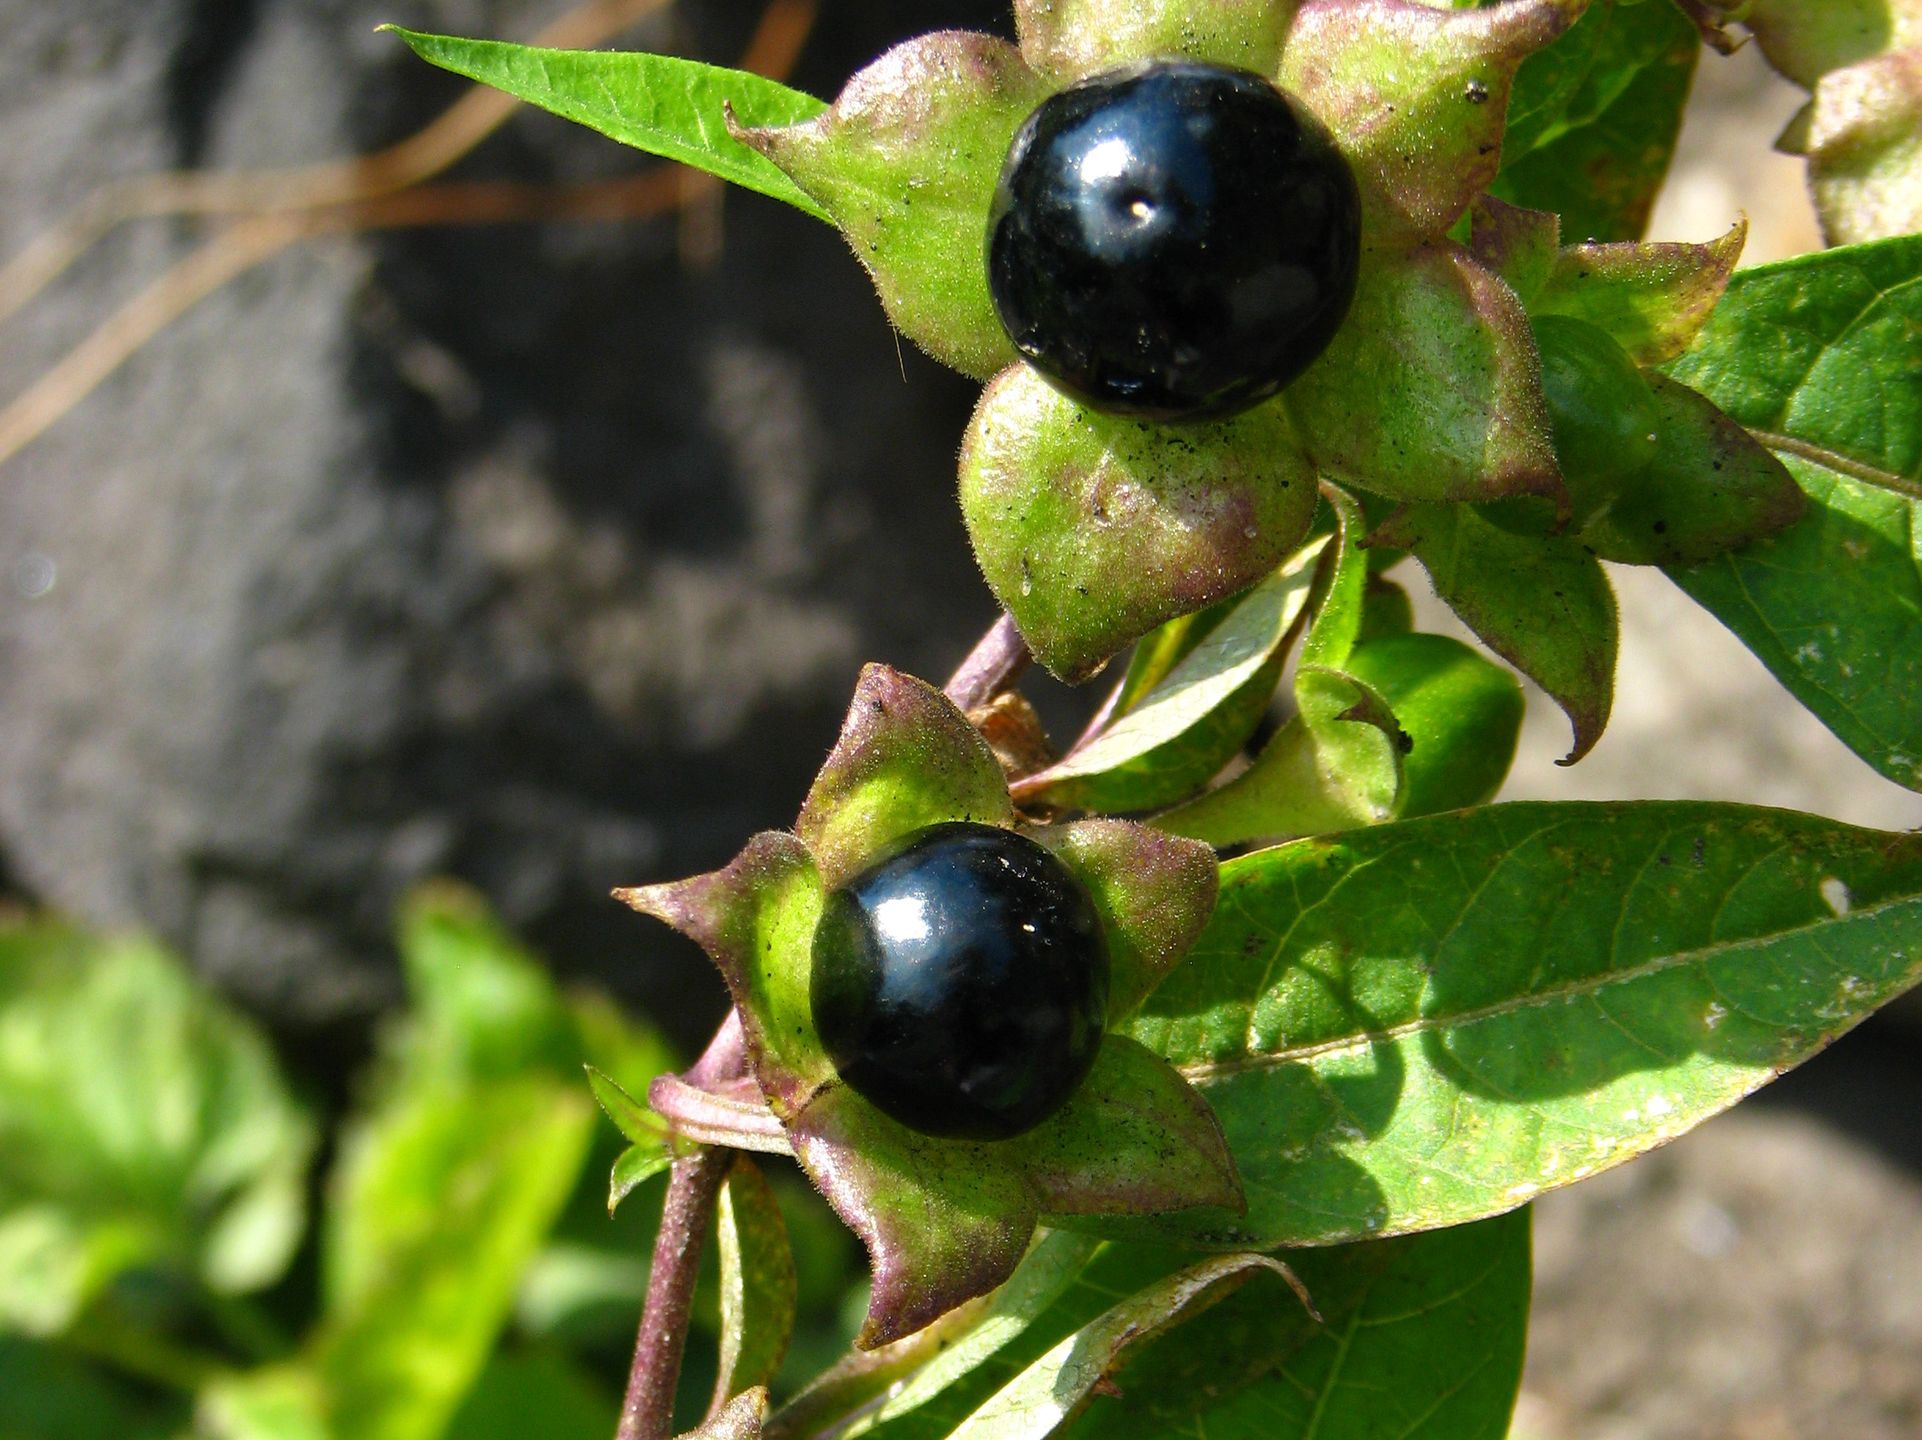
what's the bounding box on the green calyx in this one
[619,666,1234,1348]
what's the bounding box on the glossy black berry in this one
[987,60,1362,422]
[809,821,1109,1140]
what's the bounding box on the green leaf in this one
[961,366,1319,682]
[0,922,312,1335]
[1343,632,1524,819]
[444,1350,617,1440]
[1124,803,1922,1249]
[381,29,830,221]
[1062,1211,1531,1440]
[1156,667,1405,847]
[1491,0,1700,242]
[395,883,581,1086]
[1663,234,1922,791]
[713,1158,797,1412]
[316,1079,596,1440]
[586,1065,668,1148]
[607,1144,672,1215]
[0,1337,185,1440]
[1012,542,1324,812]
[737,34,1043,380]
[1376,502,1618,764]
[946,1253,1303,1439]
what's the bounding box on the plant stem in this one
[944,612,1032,712]
[619,1145,735,1440]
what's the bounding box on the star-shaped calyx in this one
[618,664,1235,1347]
[735,0,1589,678]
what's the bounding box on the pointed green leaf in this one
[798,665,1014,888]
[1377,502,1618,763]
[1124,803,1922,1248]
[1343,632,1523,819]
[1535,222,1749,365]
[617,831,830,1115]
[1012,543,1324,812]
[961,366,1319,681]
[737,33,1044,380]
[1491,0,1700,243]
[585,1066,667,1147]
[1575,374,1806,566]
[1015,0,1296,82]
[714,1158,797,1412]
[0,922,312,1335]
[1663,234,1922,790]
[607,1143,672,1214]
[1155,666,1404,846]
[1062,1211,1531,1440]
[1020,1037,1243,1221]
[948,1253,1304,1440]
[1283,242,1560,505]
[1281,0,1582,239]
[381,29,830,220]
[1035,820,1220,1019]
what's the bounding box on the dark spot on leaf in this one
[1653,520,1668,534]
[1466,79,1490,104]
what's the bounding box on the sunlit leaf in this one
[1663,234,1922,791]
[1124,803,1922,1249]
[383,30,830,220]
[0,922,312,1335]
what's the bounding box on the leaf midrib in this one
[1175,890,1922,1080]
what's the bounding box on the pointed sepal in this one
[1281,0,1585,239]
[680,1386,768,1440]
[1535,222,1749,366]
[736,33,1046,379]
[789,1086,1039,1348]
[1284,242,1561,504]
[797,665,1014,889]
[616,833,830,1115]
[1374,502,1618,764]
[961,366,1319,680]
[1015,0,1298,83]
[1033,820,1220,1018]
[1018,1036,1243,1218]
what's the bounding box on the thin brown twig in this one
[945,613,1034,712]
[0,0,821,474]
[0,0,675,326]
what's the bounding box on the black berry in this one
[810,821,1109,1140]
[986,59,1362,421]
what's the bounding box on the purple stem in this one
[944,612,1033,712]
[618,1146,735,1440]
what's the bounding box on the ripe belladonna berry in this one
[809,821,1110,1140]
[987,59,1362,422]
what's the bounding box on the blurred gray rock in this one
[1522,1101,1922,1440]
[0,0,1005,1045]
